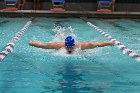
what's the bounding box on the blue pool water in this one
[0,18,140,93]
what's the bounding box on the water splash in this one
[53,47,81,57]
[52,25,76,42]
[50,23,105,59]
[136,58,140,63]
[52,26,65,42]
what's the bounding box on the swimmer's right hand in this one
[29,40,38,45]
[29,40,42,46]
[29,40,33,45]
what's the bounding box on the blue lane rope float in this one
[81,17,140,62]
[0,18,34,63]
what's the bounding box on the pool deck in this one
[0,10,140,18]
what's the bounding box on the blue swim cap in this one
[65,36,75,47]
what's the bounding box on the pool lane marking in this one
[81,17,140,62]
[0,18,34,63]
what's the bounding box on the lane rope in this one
[0,18,34,63]
[81,17,140,62]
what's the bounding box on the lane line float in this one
[81,17,140,62]
[0,18,34,63]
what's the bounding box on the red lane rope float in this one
[2,7,18,11]
[50,8,65,12]
[97,9,112,12]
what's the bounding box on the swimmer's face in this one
[66,46,74,54]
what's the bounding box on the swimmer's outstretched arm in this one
[29,40,114,49]
[78,42,114,49]
[29,40,64,49]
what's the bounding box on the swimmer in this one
[29,36,114,54]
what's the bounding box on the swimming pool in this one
[0,18,140,93]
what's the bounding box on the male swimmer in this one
[29,36,114,54]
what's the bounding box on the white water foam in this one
[53,47,82,57]
[52,26,77,42]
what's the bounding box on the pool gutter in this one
[0,10,140,19]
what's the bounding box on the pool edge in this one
[0,10,140,19]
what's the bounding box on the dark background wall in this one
[0,0,140,11]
